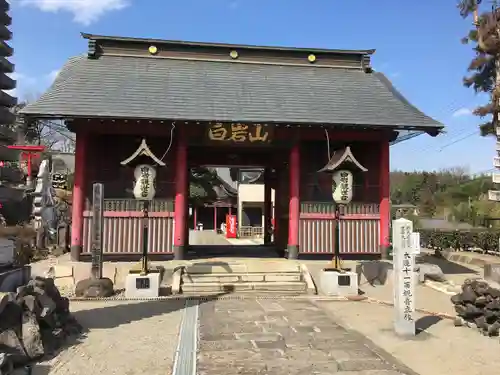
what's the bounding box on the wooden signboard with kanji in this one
[206,123,273,145]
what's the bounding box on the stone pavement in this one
[197,298,415,375]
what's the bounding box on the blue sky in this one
[9,0,495,173]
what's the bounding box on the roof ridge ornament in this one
[317,146,368,173]
[121,138,166,166]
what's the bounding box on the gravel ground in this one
[317,300,500,375]
[30,299,183,375]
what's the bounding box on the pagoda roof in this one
[21,34,443,136]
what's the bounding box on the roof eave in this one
[18,111,444,135]
[80,32,376,56]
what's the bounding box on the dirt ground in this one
[29,300,183,375]
[317,300,500,375]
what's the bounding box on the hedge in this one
[417,228,500,253]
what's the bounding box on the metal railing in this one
[238,226,263,239]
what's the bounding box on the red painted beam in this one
[7,145,46,152]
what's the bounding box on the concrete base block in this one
[125,273,160,299]
[484,263,500,284]
[320,270,358,296]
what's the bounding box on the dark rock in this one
[474,315,488,330]
[487,287,500,299]
[0,276,82,366]
[75,277,114,298]
[451,293,462,305]
[36,292,56,319]
[475,281,490,296]
[0,300,22,332]
[21,295,41,316]
[0,353,13,375]
[484,309,497,323]
[488,321,500,337]
[475,296,488,307]
[461,286,476,303]
[454,304,466,316]
[0,328,26,365]
[464,303,483,318]
[486,300,500,311]
[21,312,44,360]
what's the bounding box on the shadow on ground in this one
[23,364,51,375]
[72,293,226,329]
[418,254,478,275]
[415,315,443,335]
[187,245,281,259]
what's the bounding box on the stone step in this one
[183,272,303,283]
[184,262,301,274]
[181,281,308,294]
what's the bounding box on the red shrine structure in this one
[21,34,443,261]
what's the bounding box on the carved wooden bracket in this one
[317,146,368,173]
[120,139,166,166]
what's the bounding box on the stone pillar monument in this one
[392,218,416,336]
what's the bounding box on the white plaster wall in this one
[237,184,275,228]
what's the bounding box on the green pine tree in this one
[458,0,500,136]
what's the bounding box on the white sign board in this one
[493,173,500,184]
[494,157,500,169]
[332,169,353,205]
[392,218,416,336]
[489,190,500,202]
[133,164,156,200]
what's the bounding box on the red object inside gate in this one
[226,214,237,238]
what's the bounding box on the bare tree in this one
[13,101,75,152]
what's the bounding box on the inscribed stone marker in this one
[392,218,416,336]
[91,183,104,280]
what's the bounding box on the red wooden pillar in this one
[70,132,88,261]
[193,206,197,230]
[174,129,187,260]
[287,143,300,259]
[379,140,390,257]
[264,168,272,245]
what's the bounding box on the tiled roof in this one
[21,54,442,131]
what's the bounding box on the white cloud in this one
[452,108,473,118]
[19,0,130,25]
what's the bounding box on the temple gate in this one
[20,33,443,261]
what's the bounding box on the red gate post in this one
[174,128,187,260]
[70,133,87,261]
[379,139,390,258]
[287,143,300,259]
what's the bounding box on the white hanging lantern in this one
[133,164,157,200]
[332,169,353,205]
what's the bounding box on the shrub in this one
[417,228,500,252]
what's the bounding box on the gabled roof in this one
[21,35,443,134]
